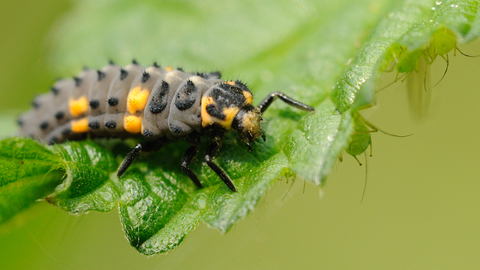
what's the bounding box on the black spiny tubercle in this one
[73,77,82,87]
[119,69,128,80]
[90,100,100,109]
[97,70,106,81]
[51,87,60,95]
[141,71,151,83]
[107,97,119,106]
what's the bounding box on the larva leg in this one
[117,144,142,177]
[204,141,236,192]
[257,92,315,114]
[181,145,203,189]
[117,140,163,177]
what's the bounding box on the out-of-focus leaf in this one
[0,138,64,224]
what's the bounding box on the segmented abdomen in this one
[18,62,222,144]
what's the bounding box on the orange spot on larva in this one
[71,117,89,133]
[201,96,239,129]
[69,96,89,117]
[243,91,253,105]
[201,96,215,127]
[127,87,150,115]
[165,66,173,72]
[124,115,142,133]
[220,107,240,130]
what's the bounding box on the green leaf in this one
[201,153,289,233]
[113,141,200,254]
[0,138,64,224]
[46,141,119,213]
[3,0,480,255]
[285,100,354,185]
[118,166,202,254]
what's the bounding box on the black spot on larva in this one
[132,59,138,65]
[88,122,100,129]
[196,72,208,79]
[162,80,169,89]
[169,124,183,134]
[149,104,164,114]
[211,87,245,108]
[89,100,100,109]
[150,81,169,114]
[50,136,59,144]
[74,77,82,87]
[235,80,248,90]
[175,80,197,110]
[107,97,119,106]
[51,87,60,96]
[153,62,160,68]
[222,83,242,95]
[120,69,128,80]
[143,129,154,138]
[206,104,226,120]
[97,70,106,81]
[61,128,71,136]
[39,121,49,130]
[31,99,40,109]
[55,111,65,120]
[220,82,233,91]
[17,117,23,126]
[177,67,184,72]
[109,60,115,65]
[208,71,222,79]
[105,121,116,129]
[141,71,150,83]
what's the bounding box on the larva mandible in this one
[18,60,315,191]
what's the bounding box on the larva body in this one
[18,61,314,191]
[18,62,234,144]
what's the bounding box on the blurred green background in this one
[1,0,480,269]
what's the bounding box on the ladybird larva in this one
[18,60,315,191]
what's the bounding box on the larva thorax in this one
[18,61,258,145]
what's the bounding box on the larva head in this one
[201,81,264,149]
[231,104,264,149]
